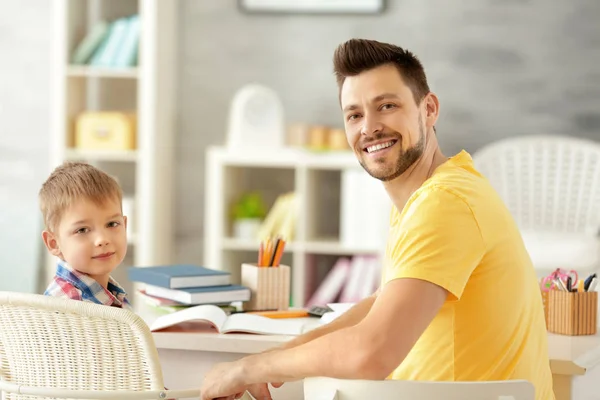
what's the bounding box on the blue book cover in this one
[113,15,140,67]
[90,17,129,67]
[127,265,230,289]
[144,284,251,305]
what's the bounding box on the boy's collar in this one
[55,260,128,307]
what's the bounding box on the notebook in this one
[150,304,312,335]
[144,284,250,305]
[127,265,231,289]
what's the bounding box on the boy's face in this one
[43,198,128,286]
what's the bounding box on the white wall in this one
[0,1,52,292]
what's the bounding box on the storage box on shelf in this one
[204,146,390,307]
[50,0,177,302]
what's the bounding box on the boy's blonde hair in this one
[39,162,123,232]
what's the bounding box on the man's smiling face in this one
[341,63,426,182]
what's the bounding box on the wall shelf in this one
[204,146,390,307]
[67,65,139,79]
[64,149,138,162]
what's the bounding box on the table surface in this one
[152,323,600,375]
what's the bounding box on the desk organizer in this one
[541,289,549,327]
[546,290,597,336]
[241,263,290,311]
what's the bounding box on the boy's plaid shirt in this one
[44,260,130,308]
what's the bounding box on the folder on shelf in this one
[113,15,140,67]
[90,17,130,67]
[71,20,110,65]
[257,192,298,240]
[305,258,351,307]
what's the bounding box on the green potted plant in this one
[230,192,267,239]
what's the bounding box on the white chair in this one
[473,134,600,274]
[0,291,200,399]
[303,377,535,400]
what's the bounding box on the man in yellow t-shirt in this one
[384,150,553,395]
[200,39,554,400]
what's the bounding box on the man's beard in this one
[359,118,426,182]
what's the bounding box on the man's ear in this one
[42,230,62,258]
[423,92,440,129]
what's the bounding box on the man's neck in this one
[383,131,447,213]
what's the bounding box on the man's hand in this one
[244,382,283,400]
[200,361,247,400]
[200,359,283,400]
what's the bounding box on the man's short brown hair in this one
[39,162,123,232]
[333,38,431,104]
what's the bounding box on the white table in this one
[547,333,600,400]
[152,329,600,400]
[154,329,301,399]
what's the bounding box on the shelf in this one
[220,237,379,255]
[209,146,360,170]
[303,238,381,255]
[64,149,138,162]
[221,237,296,252]
[67,66,139,79]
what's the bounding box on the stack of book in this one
[127,265,251,312]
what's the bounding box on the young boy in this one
[40,161,130,308]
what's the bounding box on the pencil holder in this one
[547,290,598,336]
[241,263,290,311]
[541,289,549,327]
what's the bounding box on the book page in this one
[222,313,307,336]
[150,304,228,332]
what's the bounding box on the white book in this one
[150,304,312,335]
[144,284,250,305]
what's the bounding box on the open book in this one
[150,304,313,336]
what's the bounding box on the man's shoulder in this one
[412,162,494,212]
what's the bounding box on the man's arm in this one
[276,293,377,351]
[239,278,447,384]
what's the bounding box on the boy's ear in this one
[123,215,128,230]
[42,230,62,258]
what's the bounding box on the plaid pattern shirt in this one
[44,260,130,309]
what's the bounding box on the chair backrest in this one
[472,135,600,235]
[303,377,535,400]
[0,291,165,400]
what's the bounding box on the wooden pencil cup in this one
[241,263,290,311]
[547,290,598,336]
[541,289,549,328]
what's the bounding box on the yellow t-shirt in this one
[384,150,554,400]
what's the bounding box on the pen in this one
[578,279,584,293]
[246,309,309,319]
[269,238,281,267]
[584,273,597,291]
[258,241,264,267]
[588,277,598,292]
[554,277,568,292]
[271,238,286,267]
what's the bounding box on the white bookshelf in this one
[204,146,390,307]
[49,0,177,299]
